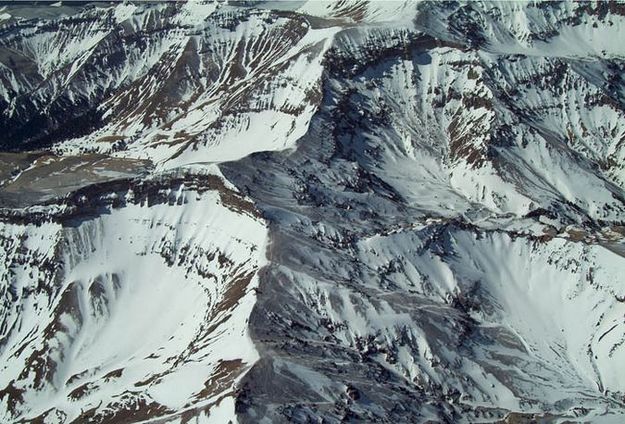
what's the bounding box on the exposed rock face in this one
[0,1,625,423]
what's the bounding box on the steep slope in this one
[222,85,625,422]
[0,1,624,423]
[221,1,625,422]
[0,1,337,167]
[0,175,267,423]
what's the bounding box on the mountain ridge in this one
[0,1,624,422]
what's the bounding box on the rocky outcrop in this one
[0,1,624,422]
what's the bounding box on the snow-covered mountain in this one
[0,1,624,422]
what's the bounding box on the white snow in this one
[0,187,268,423]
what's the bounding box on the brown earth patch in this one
[195,359,245,400]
